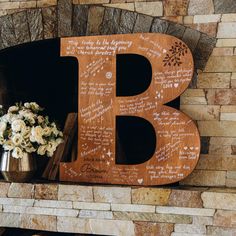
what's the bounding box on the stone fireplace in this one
[0,0,235,235]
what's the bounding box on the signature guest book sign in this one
[60,33,200,186]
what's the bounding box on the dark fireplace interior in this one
[0,39,180,175]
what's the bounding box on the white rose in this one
[3,140,14,151]
[37,145,47,156]
[56,138,63,145]
[46,141,57,157]
[12,133,23,146]
[24,102,30,108]
[22,126,31,139]
[30,102,40,111]
[25,145,36,153]
[2,113,13,123]
[8,106,19,113]
[11,120,26,132]
[24,113,35,125]
[12,147,24,159]
[37,116,44,124]
[43,127,51,136]
[0,121,7,133]
[30,126,45,144]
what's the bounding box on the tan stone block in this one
[222,156,236,171]
[73,202,110,211]
[197,72,231,88]
[94,186,131,203]
[57,217,89,233]
[232,73,236,80]
[213,210,236,227]
[111,203,155,213]
[198,121,236,136]
[34,199,72,209]
[0,2,19,9]
[80,0,109,3]
[0,182,10,197]
[8,183,34,199]
[0,212,20,227]
[0,197,34,206]
[202,192,236,210]
[195,155,223,170]
[113,212,192,224]
[227,171,236,179]
[221,13,236,22]
[103,3,134,11]
[217,22,236,38]
[163,0,188,16]
[188,0,214,15]
[206,89,236,105]
[208,145,232,155]
[205,57,236,72]
[207,226,236,235]
[210,137,236,145]
[135,2,163,17]
[180,97,207,105]
[180,105,220,120]
[226,178,236,187]
[21,214,57,231]
[234,48,236,55]
[37,0,57,7]
[161,16,183,24]
[183,16,193,24]
[232,79,236,88]
[0,10,7,17]
[174,223,206,234]
[132,188,171,205]
[186,22,217,37]
[193,14,221,23]
[216,39,236,47]
[181,89,205,97]
[134,222,174,236]
[168,189,203,208]
[3,205,26,214]
[58,185,93,202]
[35,184,58,200]
[79,210,113,219]
[192,216,213,225]
[180,170,226,186]
[212,48,234,56]
[221,105,236,113]
[221,112,236,120]
[19,1,36,8]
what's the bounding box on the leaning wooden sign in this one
[60,33,200,186]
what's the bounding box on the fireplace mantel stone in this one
[0,181,235,235]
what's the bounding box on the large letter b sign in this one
[60,33,200,186]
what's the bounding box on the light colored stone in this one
[205,56,236,72]
[183,16,193,24]
[188,0,214,15]
[73,202,110,211]
[217,22,236,38]
[180,170,226,186]
[221,113,236,120]
[57,217,89,233]
[226,178,236,187]
[180,97,207,105]
[8,183,34,199]
[156,206,215,216]
[192,216,213,225]
[210,137,236,145]
[0,212,20,227]
[232,79,236,88]
[80,0,109,3]
[207,226,236,236]
[135,2,163,17]
[212,48,234,56]
[35,184,58,200]
[94,186,131,204]
[216,39,236,47]
[213,210,236,228]
[58,185,93,202]
[3,205,26,214]
[34,199,72,209]
[19,1,36,9]
[21,214,57,231]
[0,2,19,10]
[132,188,171,206]
[227,171,236,179]
[180,105,220,120]
[193,14,221,23]
[79,210,113,219]
[174,224,206,234]
[220,105,236,112]
[208,145,232,155]
[26,206,79,217]
[103,3,134,11]
[0,182,10,197]
[196,155,223,170]
[187,22,217,37]
[202,192,236,210]
[197,72,231,88]
[111,203,155,213]
[163,0,188,16]
[182,89,205,97]
[37,0,57,8]
[171,233,207,236]
[198,121,236,136]
[0,197,34,206]
[221,13,236,22]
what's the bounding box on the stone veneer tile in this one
[210,137,236,145]
[216,39,236,47]
[72,5,88,36]
[0,182,10,197]
[187,22,217,37]
[3,205,26,214]
[113,212,192,224]
[156,206,215,216]
[197,72,231,88]
[135,1,163,17]
[202,192,236,210]
[73,201,110,210]
[180,96,207,105]
[168,189,203,208]
[212,48,234,56]
[163,0,189,16]
[134,222,174,236]
[118,10,137,34]
[162,16,183,24]
[0,212,20,228]
[180,105,220,120]
[193,14,221,23]
[0,197,34,206]
[34,199,72,209]
[207,226,236,235]
[133,14,153,33]
[221,13,236,22]
[182,89,205,97]
[188,0,214,15]
[94,186,131,204]
[58,185,93,202]
[166,22,186,39]
[180,170,226,186]
[213,210,236,228]
[132,188,171,206]
[42,7,57,39]
[35,184,58,200]
[86,6,104,35]
[174,224,206,234]
[205,56,236,72]
[8,183,34,199]
[217,22,236,38]
[214,0,236,14]
[58,0,72,37]
[150,18,169,33]
[192,216,213,225]
[111,203,155,213]
[79,210,113,219]
[182,27,200,52]
[206,89,236,105]
[195,155,223,170]
[21,214,57,231]
[27,9,43,41]
[103,3,134,11]
[221,113,236,121]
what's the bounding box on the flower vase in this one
[0,151,36,182]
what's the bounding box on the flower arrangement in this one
[0,102,63,159]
